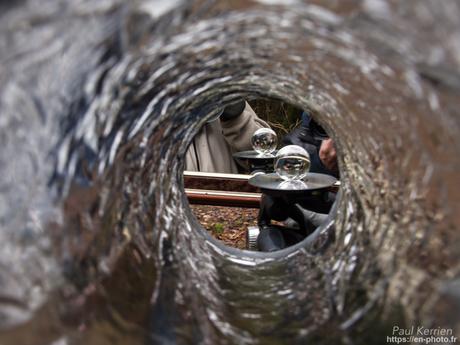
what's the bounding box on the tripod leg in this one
[257,194,290,226]
[257,226,286,252]
[289,204,328,236]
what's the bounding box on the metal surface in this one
[233,150,277,173]
[233,150,277,160]
[0,0,459,344]
[249,172,338,197]
[246,226,260,250]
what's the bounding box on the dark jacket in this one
[282,113,339,178]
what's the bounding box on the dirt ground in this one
[190,205,259,249]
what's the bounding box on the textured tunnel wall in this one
[0,0,459,344]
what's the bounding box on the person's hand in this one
[220,99,246,121]
[319,139,338,172]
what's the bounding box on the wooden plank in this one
[183,171,340,207]
[185,188,261,208]
[183,171,259,193]
[184,171,252,180]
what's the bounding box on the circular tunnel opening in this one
[2,0,458,343]
[181,95,342,255]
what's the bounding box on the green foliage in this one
[213,223,224,234]
[248,99,303,141]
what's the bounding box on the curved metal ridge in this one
[0,0,459,344]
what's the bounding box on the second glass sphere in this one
[251,128,278,156]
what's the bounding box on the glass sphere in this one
[251,128,277,156]
[275,145,311,181]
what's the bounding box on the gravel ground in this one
[190,205,259,249]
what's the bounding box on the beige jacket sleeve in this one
[220,102,269,152]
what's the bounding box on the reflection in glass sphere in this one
[275,145,311,181]
[278,180,308,190]
[252,128,277,156]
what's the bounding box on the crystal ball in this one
[251,128,277,156]
[275,145,311,181]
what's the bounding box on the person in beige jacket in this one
[185,100,269,173]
